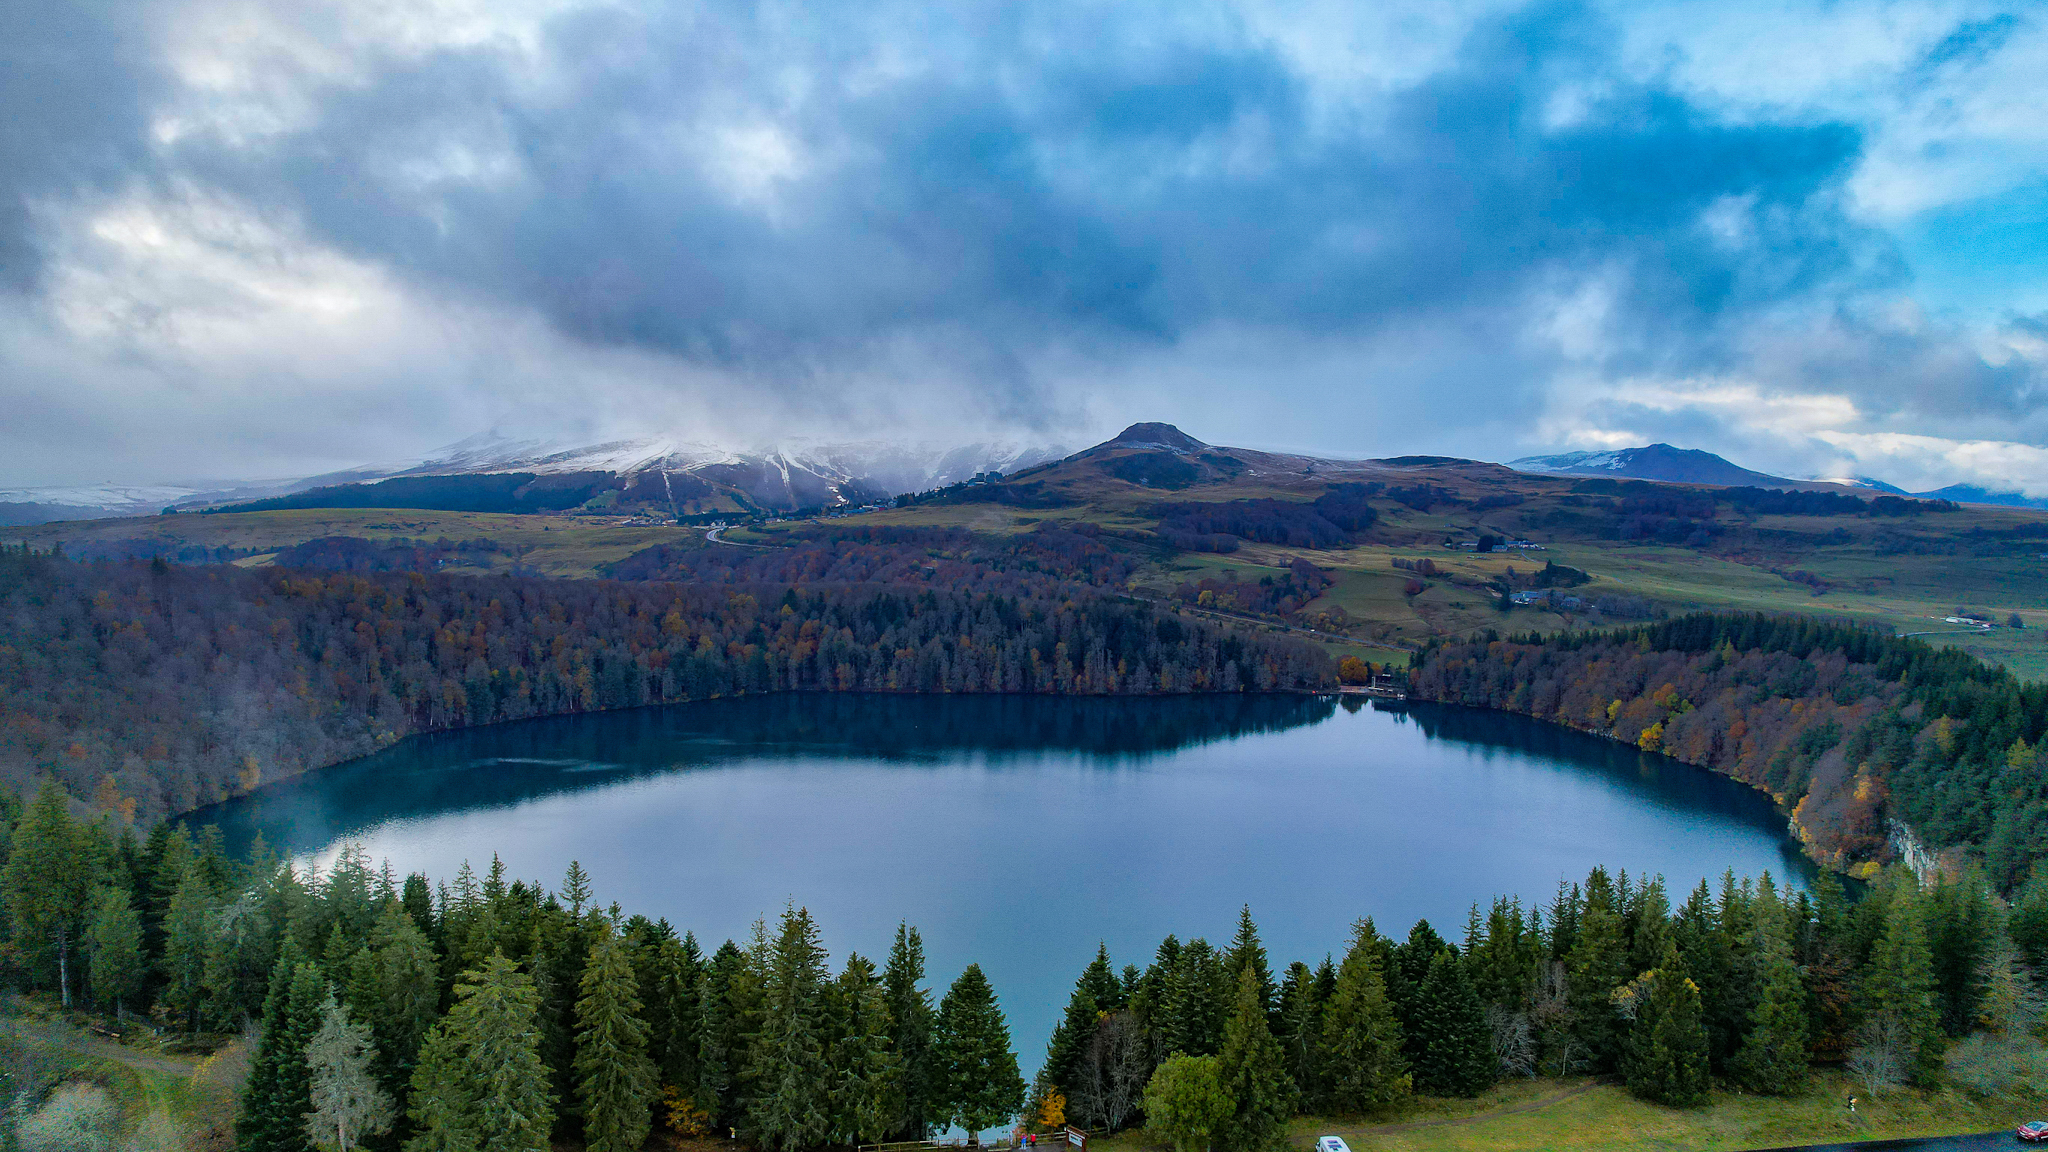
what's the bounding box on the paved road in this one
[704,526,774,548]
[1747,1134,2010,1151]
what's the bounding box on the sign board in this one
[1065,1127,1086,1150]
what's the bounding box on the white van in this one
[1317,1138,1352,1152]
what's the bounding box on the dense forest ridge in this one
[0,546,1331,824]
[1412,614,2048,890]
[6,781,2046,1150]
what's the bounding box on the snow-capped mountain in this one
[0,432,1072,524]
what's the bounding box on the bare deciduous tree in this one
[1485,1005,1535,1078]
[1846,1014,1908,1099]
[1072,1010,1150,1132]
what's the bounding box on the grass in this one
[1092,1071,2023,1152]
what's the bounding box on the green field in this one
[1093,1071,2026,1152]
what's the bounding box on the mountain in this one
[1508,444,1807,488]
[1913,484,2048,510]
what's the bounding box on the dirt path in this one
[0,1015,195,1076]
[1304,1081,1601,1142]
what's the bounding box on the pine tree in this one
[1405,949,1495,1097]
[883,924,937,1141]
[576,919,659,1152]
[86,885,145,1016]
[748,907,833,1152]
[3,783,95,1006]
[366,902,441,1098]
[240,958,327,1152]
[405,953,556,1152]
[1566,896,1630,1071]
[1044,948,1111,1104]
[1861,884,1945,1087]
[306,993,396,1152]
[161,861,216,1031]
[1225,906,1278,1026]
[933,964,1026,1143]
[1623,945,1710,1107]
[1274,961,1327,1105]
[1215,965,1295,1151]
[1319,921,1409,1114]
[829,953,903,1145]
[1732,944,1810,1094]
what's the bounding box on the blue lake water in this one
[200,692,1812,1072]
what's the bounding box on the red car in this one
[2017,1119,2048,1142]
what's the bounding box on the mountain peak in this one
[1107,423,1206,452]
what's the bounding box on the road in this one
[1746,1134,2009,1151]
[704,526,774,549]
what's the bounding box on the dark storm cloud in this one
[156,1,1887,387]
[0,2,168,290]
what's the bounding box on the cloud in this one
[0,0,2044,487]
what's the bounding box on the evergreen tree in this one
[1224,907,1278,1026]
[1861,883,1945,1087]
[576,919,659,1152]
[829,953,904,1146]
[882,924,936,1140]
[1274,961,1326,1104]
[85,885,145,1015]
[1214,965,1295,1152]
[306,993,396,1152]
[365,902,441,1099]
[3,783,95,1006]
[239,957,326,1152]
[748,907,833,1152]
[933,964,1025,1143]
[405,953,556,1152]
[1732,943,1810,1094]
[1044,946,1114,1103]
[1405,949,1495,1097]
[1319,922,1408,1113]
[1566,896,1629,1071]
[160,861,216,1031]
[1623,945,1710,1107]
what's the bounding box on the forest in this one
[6,781,2046,1151]
[0,546,1330,825]
[1036,861,2048,1150]
[1410,613,2048,886]
[0,787,1026,1152]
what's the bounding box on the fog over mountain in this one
[4,0,2047,495]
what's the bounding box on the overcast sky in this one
[4,0,2046,491]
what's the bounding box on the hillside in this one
[14,422,2048,677]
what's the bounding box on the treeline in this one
[0,547,1330,824]
[606,524,1140,598]
[0,787,1024,1152]
[1151,486,1379,554]
[1171,559,1334,619]
[1038,861,2046,1150]
[1411,613,2048,885]
[269,536,521,575]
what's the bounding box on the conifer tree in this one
[576,919,659,1152]
[1623,945,1710,1107]
[306,993,395,1152]
[3,783,95,1006]
[1319,922,1408,1113]
[1861,884,1944,1086]
[1045,946,1113,1102]
[933,964,1026,1144]
[86,885,145,1016]
[1566,897,1629,1071]
[829,953,903,1145]
[1225,907,1278,1025]
[161,862,218,1031]
[240,958,327,1152]
[1732,942,1810,1094]
[1274,961,1327,1103]
[749,907,833,1152]
[1405,950,1495,1097]
[1214,966,1295,1151]
[883,924,937,1141]
[405,953,555,1152]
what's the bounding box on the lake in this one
[199,692,1812,1072]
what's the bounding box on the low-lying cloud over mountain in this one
[3,0,2046,496]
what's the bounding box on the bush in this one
[19,1083,121,1152]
